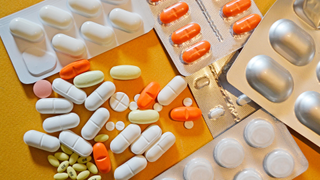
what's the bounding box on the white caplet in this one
[39,5,73,30]
[114,155,147,180]
[43,113,80,133]
[52,34,86,57]
[9,17,44,42]
[81,108,110,140]
[36,98,73,114]
[208,107,225,120]
[23,130,60,152]
[109,8,142,33]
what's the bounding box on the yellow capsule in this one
[77,156,92,163]
[87,162,98,174]
[54,173,68,180]
[77,170,90,180]
[55,152,69,161]
[48,155,60,167]
[57,161,69,173]
[88,175,102,180]
[69,153,79,165]
[61,144,73,155]
[94,134,109,142]
[73,163,87,171]
[67,166,77,180]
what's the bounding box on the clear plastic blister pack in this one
[0,0,154,84]
[154,109,309,180]
[147,0,262,76]
[227,0,320,147]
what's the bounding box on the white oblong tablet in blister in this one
[59,130,93,157]
[109,8,142,33]
[39,5,73,30]
[9,17,44,42]
[23,130,60,152]
[43,113,80,133]
[81,21,114,46]
[52,33,86,57]
[68,0,102,18]
[81,108,110,140]
[101,0,129,5]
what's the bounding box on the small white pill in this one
[106,122,115,131]
[183,97,193,107]
[36,98,73,114]
[244,119,275,148]
[208,107,225,120]
[131,125,162,155]
[184,121,194,129]
[81,21,114,46]
[264,150,295,178]
[134,94,140,102]
[81,108,110,140]
[153,103,163,112]
[109,8,142,33]
[110,92,129,112]
[114,155,147,180]
[116,121,125,131]
[183,158,214,180]
[59,130,93,157]
[43,113,80,133]
[214,138,244,168]
[9,17,44,42]
[129,101,138,111]
[52,34,86,57]
[236,94,252,106]
[23,130,60,152]
[157,76,187,106]
[68,0,102,18]
[234,169,262,180]
[145,132,176,162]
[39,5,73,30]
[85,81,116,111]
[110,124,141,154]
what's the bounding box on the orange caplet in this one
[93,143,111,174]
[137,82,161,109]
[171,23,201,45]
[59,59,90,80]
[233,14,261,34]
[182,40,211,63]
[170,106,202,121]
[160,2,189,24]
[222,0,251,17]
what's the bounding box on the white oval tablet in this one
[109,92,129,112]
[109,8,142,33]
[131,125,162,155]
[114,155,147,180]
[105,122,115,131]
[145,132,176,162]
[214,138,244,168]
[81,21,114,46]
[110,124,141,154]
[81,108,110,140]
[157,76,187,106]
[59,130,93,157]
[52,78,87,105]
[43,113,80,133]
[244,119,275,148]
[234,169,262,180]
[36,98,73,114]
[68,0,102,18]
[183,158,214,180]
[85,81,116,111]
[264,149,295,178]
[116,121,125,131]
[39,5,73,30]
[9,17,44,42]
[23,130,60,152]
[52,33,86,57]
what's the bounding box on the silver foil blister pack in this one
[227,0,320,147]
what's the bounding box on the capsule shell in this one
[222,0,251,17]
[160,2,189,24]
[93,143,112,173]
[182,40,211,63]
[233,14,261,34]
[171,23,201,45]
[137,82,161,109]
[60,59,90,80]
[170,107,202,121]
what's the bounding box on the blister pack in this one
[154,109,309,180]
[227,0,320,147]
[147,0,262,76]
[0,0,154,84]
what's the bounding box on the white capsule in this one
[110,124,141,154]
[145,132,176,162]
[23,130,60,152]
[81,108,110,140]
[131,125,162,155]
[59,130,93,157]
[109,8,142,33]
[43,113,80,133]
[39,5,73,30]
[68,0,102,18]
[85,81,115,111]
[109,92,129,112]
[114,155,147,180]
[236,94,252,106]
[9,17,44,42]
[52,34,86,57]
[157,76,187,106]
[81,21,114,46]
[36,98,73,114]
[52,78,87,105]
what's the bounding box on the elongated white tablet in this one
[81,21,114,46]
[101,0,129,5]
[68,0,102,18]
[109,8,142,33]
[131,125,162,155]
[23,130,60,152]
[43,113,80,133]
[114,155,147,180]
[52,34,86,57]
[157,76,187,106]
[52,78,87,105]
[85,81,116,111]
[39,5,73,30]
[59,130,92,157]
[145,132,176,162]
[81,108,110,140]
[36,98,73,114]
[110,124,141,154]
[9,17,44,42]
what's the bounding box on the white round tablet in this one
[116,121,125,131]
[110,92,129,112]
[214,138,244,168]
[134,94,140,102]
[184,121,194,129]
[129,101,138,111]
[153,103,163,112]
[183,97,193,107]
[106,122,115,131]
[234,169,262,180]
[244,119,275,148]
[263,149,295,178]
[183,158,214,180]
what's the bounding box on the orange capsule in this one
[182,40,211,63]
[171,23,201,45]
[59,59,90,80]
[93,143,111,174]
[233,14,261,34]
[137,82,161,109]
[170,106,202,121]
[222,0,251,17]
[160,2,189,24]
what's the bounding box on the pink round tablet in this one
[33,80,52,98]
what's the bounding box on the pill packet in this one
[227,0,320,147]
[154,109,309,180]
[147,0,262,76]
[0,0,154,84]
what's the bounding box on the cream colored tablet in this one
[52,34,86,57]
[128,110,159,124]
[81,21,114,46]
[73,70,104,88]
[85,81,116,111]
[110,65,141,80]
[59,130,92,157]
[9,17,44,42]
[109,8,142,33]
[39,5,73,30]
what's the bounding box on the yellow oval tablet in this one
[94,134,109,142]
[87,162,98,174]
[48,155,60,167]
[72,163,87,171]
[54,173,69,180]
[69,153,79,165]
[128,110,159,124]
[61,144,73,155]
[74,70,104,88]
[110,65,141,80]
[67,166,77,180]
[77,170,90,180]
[55,152,69,161]
[88,175,102,180]
[57,161,69,173]
[77,156,92,163]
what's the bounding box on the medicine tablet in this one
[244,119,275,148]
[43,113,80,133]
[222,0,252,17]
[78,156,92,163]
[109,8,142,33]
[68,0,102,18]
[55,152,69,161]
[85,81,116,111]
[208,107,225,120]
[233,14,261,34]
[134,94,140,102]
[236,94,252,106]
[263,149,295,178]
[81,21,114,46]
[61,144,73,155]
[214,138,244,168]
[182,40,211,64]
[109,92,129,112]
[52,34,86,57]
[88,175,101,180]
[67,166,77,179]
[160,2,189,24]
[33,80,52,98]
[128,110,159,124]
[9,17,44,42]
[69,153,79,165]
[39,5,73,30]
[54,173,68,180]
[82,108,110,140]
[73,70,104,88]
[110,65,141,80]
[158,75,187,106]
[183,158,214,180]
[182,98,192,107]
[234,169,262,180]
[184,121,194,129]
[59,130,93,157]
[72,164,87,171]
[170,107,202,121]
[93,143,111,174]
[129,101,138,111]
[60,59,90,80]
[116,121,125,131]
[131,125,162,155]
[114,155,147,180]
[110,124,141,154]
[94,134,109,142]
[137,82,161,109]
[77,170,90,180]
[105,122,115,131]
[145,132,176,162]
[23,130,60,152]
[153,103,163,112]
[87,162,98,174]
[36,98,73,114]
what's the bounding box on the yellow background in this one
[0,0,319,179]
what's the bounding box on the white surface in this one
[59,130,93,157]
[110,124,141,154]
[131,125,162,155]
[183,97,193,107]
[183,158,214,180]
[85,81,116,111]
[129,101,138,110]
[43,113,80,133]
[153,103,163,112]
[157,76,187,106]
[105,122,115,131]
[110,92,129,112]
[214,138,245,168]
[109,8,142,33]
[23,130,60,152]
[116,121,125,131]
[134,94,140,102]
[184,121,194,129]
[234,169,262,180]
[52,33,86,57]
[39,5,73,30]
[81,108,110,140]
[81,21,115,46]
[114,155,147,180]
[244,119,275,148]
[36,98,73,114]
[264,150,295,178]
[67,0,102,18]
[9,17,44,42]
[145,132,176,162]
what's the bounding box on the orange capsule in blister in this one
[182,40,211,63]
[222,0,251,17]
[137,81,161,109]
[233,14,261,34]
[171,23,201,45]
[170,106,202,121]
[59,59,90,80]
[160,2,189,24]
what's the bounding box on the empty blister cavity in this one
[68,0,102,18]
[101,0,129,5]
[109,8,142,33]
[194,76,210,89]
[246,55,293,103]
[269,19,315,66]
[234,169,262,180]
[244,119,275,148]
[263,149,295,178]
[295,91,320,135]
[39,5,73,30]
[52,34,86,57]
[214,138,244,168]
[9,17,44,42]
[183,158,214,180]
[81,21,115,46]
[294,0,320,29]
